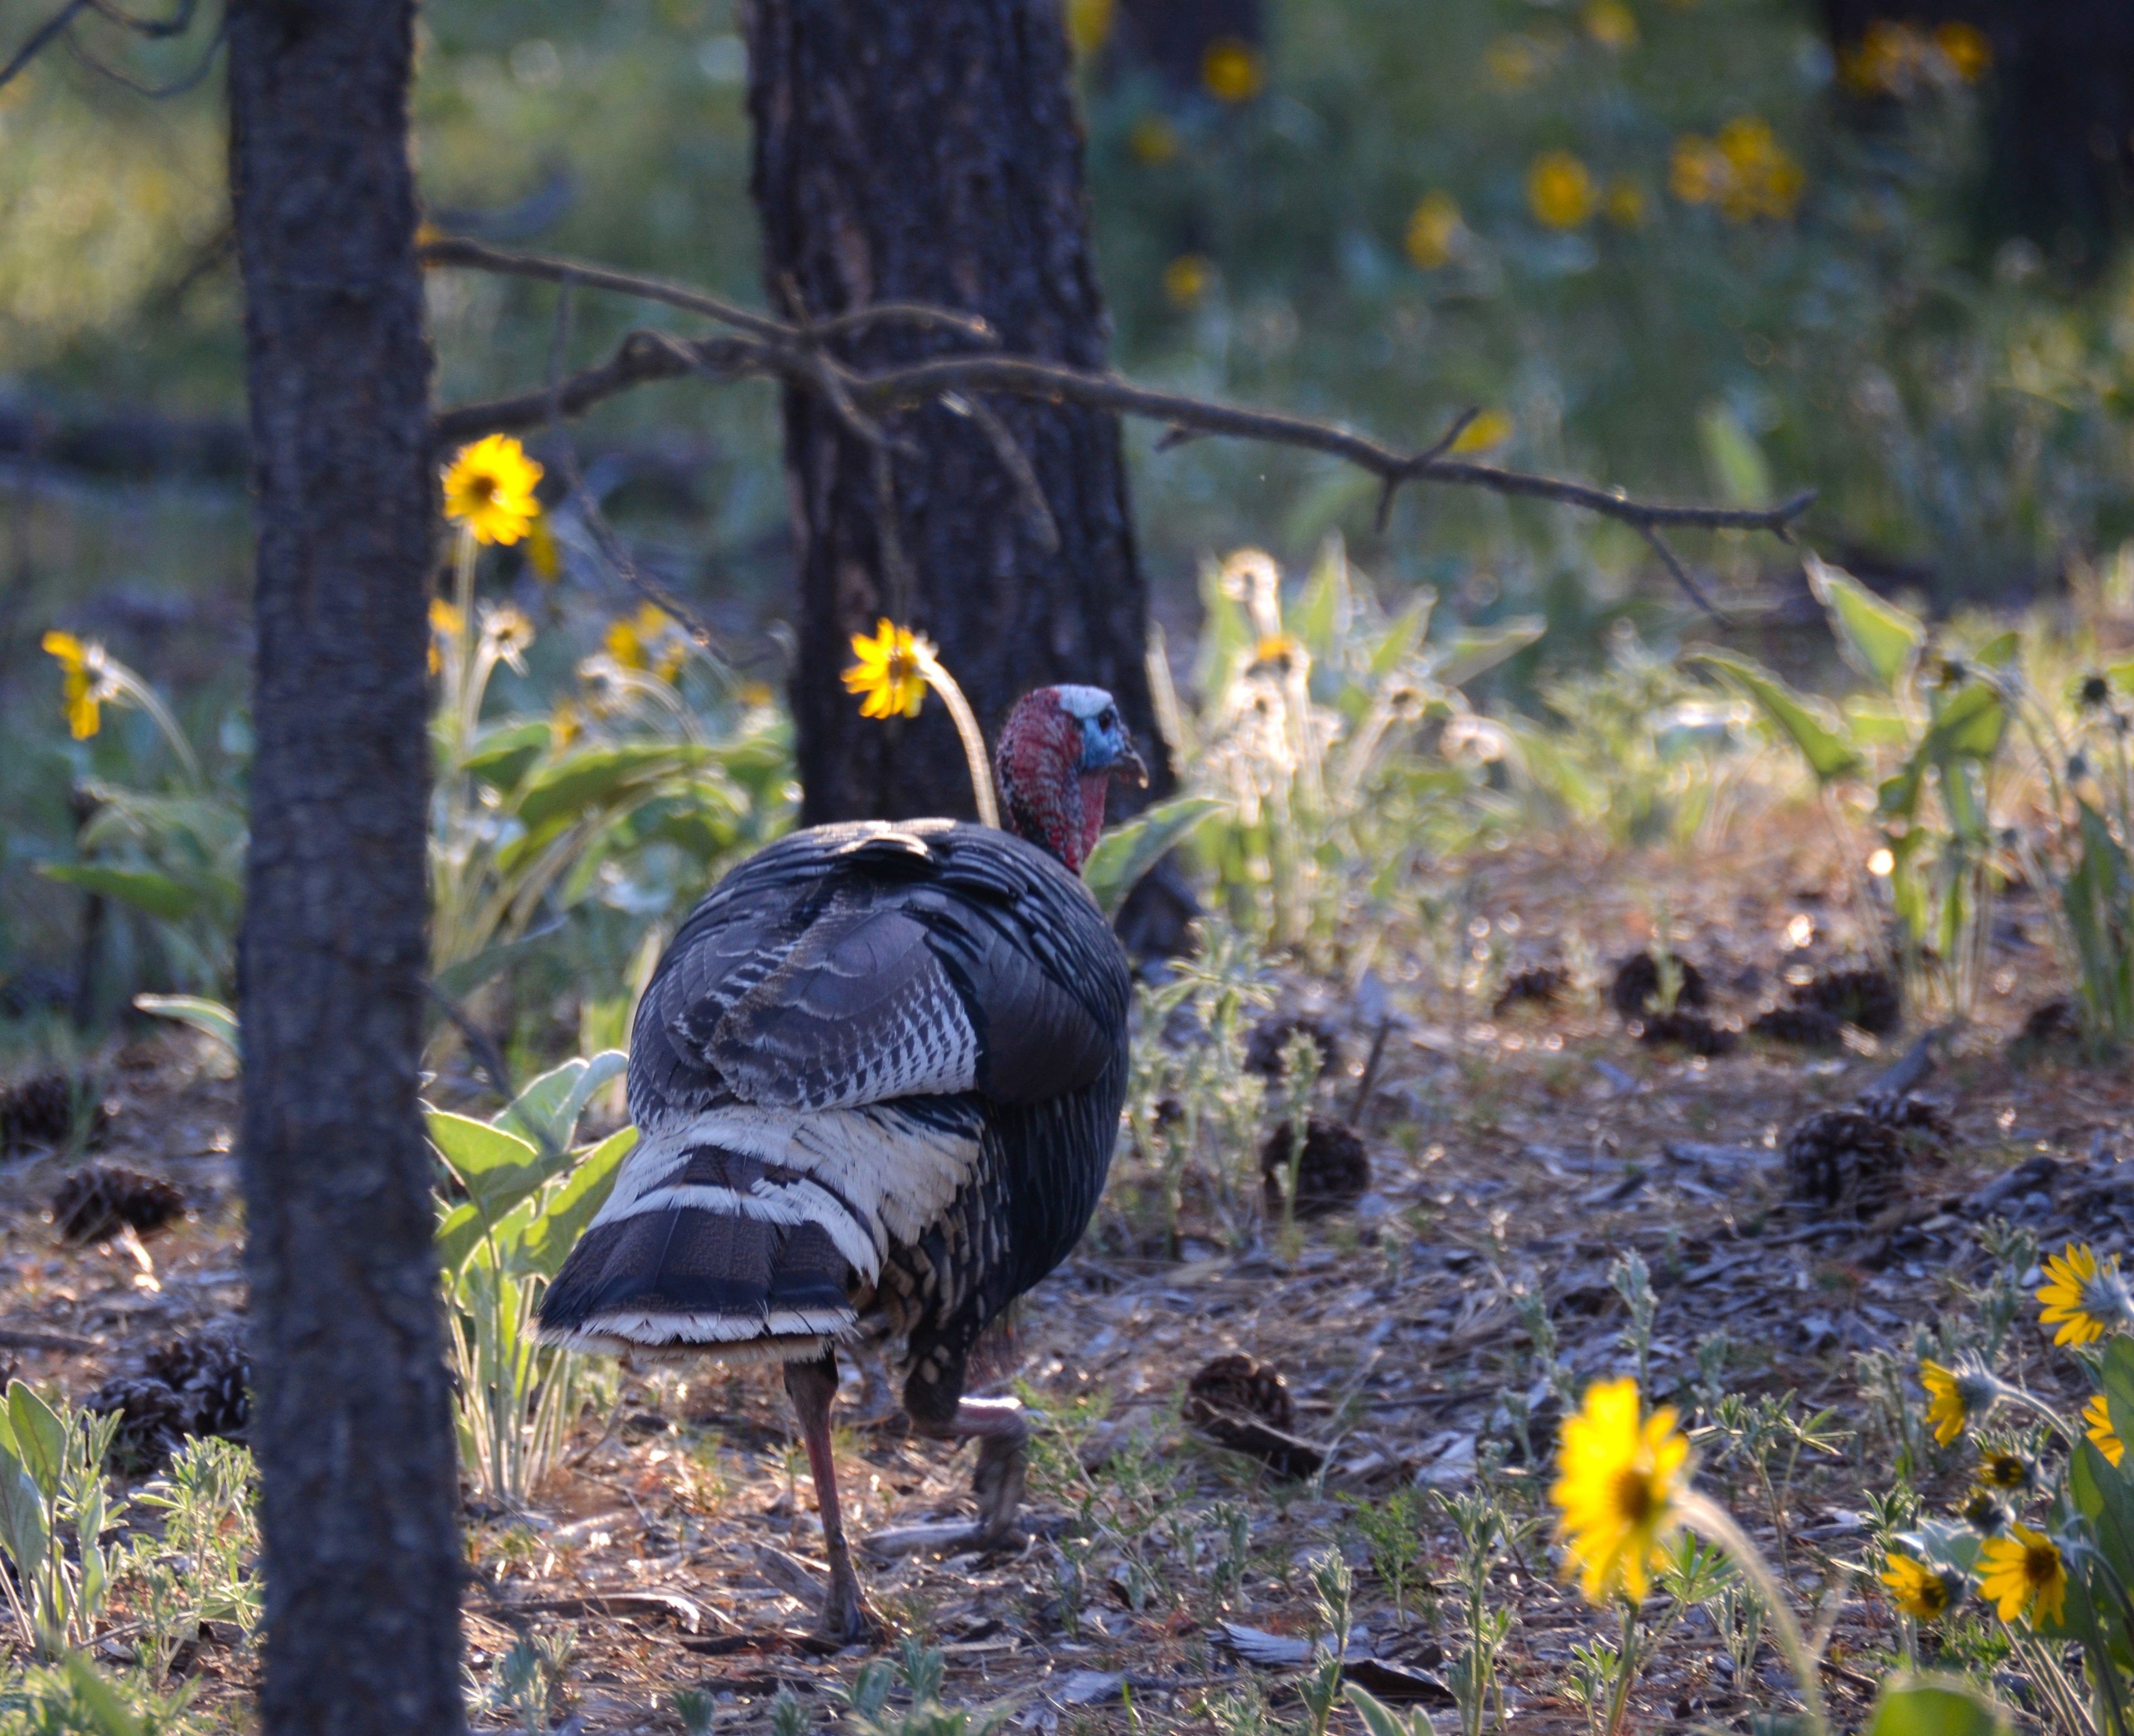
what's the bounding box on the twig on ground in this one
[421,239,1815,620]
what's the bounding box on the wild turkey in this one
[540,685,1145,1640]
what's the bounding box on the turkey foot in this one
[782,1351,881,1645]
[866,1396,1038,1558]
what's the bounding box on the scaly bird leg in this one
[867,1395,1036,1558]
[782,1350,873,1642]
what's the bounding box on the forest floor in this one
[4,809,2132,1734]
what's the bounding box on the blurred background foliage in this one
[5,0,2134,1042]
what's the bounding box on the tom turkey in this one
[540,685,1144,1639]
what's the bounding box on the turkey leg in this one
[782,1351,871,1642]
[867,1396,1035,1557]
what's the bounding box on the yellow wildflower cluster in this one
[1528,151,1596,230]
[1669,118,1804,223]
[1839,19,1991,97]
[604,603,688,684]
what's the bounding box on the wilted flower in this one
[481,603,535,675]
[1956,1488,2012,1536]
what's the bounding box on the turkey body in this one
[539,819,1130,1425]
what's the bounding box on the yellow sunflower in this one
[1921,1357,2000,1446]
[605,603,686,684]
[1551,1377,1689,1605]
[842,618,934,720]
[41,631,106,740]
[442,434,544,546]
[2037,1243,2134,1348]
[1977,1524,2068,1626]
[1879,1554,1956,1622]
[2086,1394,2125,1467]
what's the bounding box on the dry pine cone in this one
[1184,1354,1323,1478]
[2,1072,111,1155]
[52,1165,186,1243]
[1260,1115,1370,1219]
[88,1323,250,1469]
[1784,1093,1952,1219]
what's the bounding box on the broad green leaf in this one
[1432,617,1545,689]
[1367,594,1433,679]
[1842,696,1913,747]
[1691,652,1863,784]
[0,1443,47,1584]
[62,1652,148,1736]
[7,1382,66,1500]
[1970,630,2020,669]
[133,994,240,1059]
[425,1111,555,1228]
[434,1200,487,1278]
[1083,795,1225,920]
[497,1051,628,1155]
[2063,802,2134,1039]
[432,927,565,1001]
[1806,556,1924,692]
[1924,683,2005,761]
[1343,1683,1427,1736]
[2071,1438,2134,1597]
[463,720,552,792]
[38,864,200,922]
[2108,657,2134,697]
[1697,401,1773,508]
[514,742,714,831]
[515,1125,638,1280]
[1866,1676,2013,1736]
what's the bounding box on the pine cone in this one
[1260,1115,1370,1219]
[147,1323,251,1441]
[1749,1005,1843,1048]
[52,1165,186,1243]
[1493,964,1567,1012]
[1798,966,1902,1036]
[1784,1093,1950,1219]
[1184,1353,1322,1476]
[1634,1010,1739,1056]
[1,1072,111,1155]
[87,1374,192,1469]
[1608,951,1708,1019]
[1245,1010,1344,1080]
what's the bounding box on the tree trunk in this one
[226,3,464,1733]
[746,0,1171,824]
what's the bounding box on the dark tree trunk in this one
[226,3,464,1733]
[746,0,1172,824]
[1822,0,2134,262]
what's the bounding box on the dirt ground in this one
[4,812,2131,1733]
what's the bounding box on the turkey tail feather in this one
[538,1141,857,1361]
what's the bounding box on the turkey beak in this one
[1114,736,1149,789]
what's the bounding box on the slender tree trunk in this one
[226,3,464,1733]
[746,0,1172,824]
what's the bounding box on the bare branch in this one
[942,392,1059,552]
[1,0,92,90]
[425,242,1817,616]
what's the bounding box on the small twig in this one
[1374,406,1479,535]
[943,392,1059,552]
[0,0,92,89]
[0,1326,101,1354]
[1634,521,1731,625]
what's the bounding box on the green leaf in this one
[1865,1675,2013,1736]
[432,928,564,1002]
[496,1051,628,1155]
[61,1652,148,1736]
[132,994,240,1059]
[515,1125,638,1280]
[1432,617,1545,689]
[463,720,552,792]
[1924,683,2005,761]
[1367,595,1433,679]
[1970,630,2020,670]
[1691,651,1863,784]
[2108,656,2134,697]
[7,1383,67,1500]
[1082,795,1224,920]
[1806,556,1924,693]
[0,1441,47,1585]
[425,1111,556,1230]
[515,742,715,830]
[1842,696,1913,748]
[38,864,200,922]
[1342,1683,1424,1736]
[1697,401,1773,508]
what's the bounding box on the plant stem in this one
[1681,1490,1826,1735]
[917,650,1000,828]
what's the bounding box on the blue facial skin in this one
[1076,700,1133,774]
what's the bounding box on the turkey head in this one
[994,685,1149,874]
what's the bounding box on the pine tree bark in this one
[226,3,464,1732]
[746,0,1172,824]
